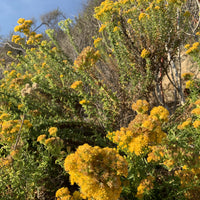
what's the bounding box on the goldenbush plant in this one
[0,0,200,199]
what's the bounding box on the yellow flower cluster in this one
[147,145,164,162]
[55,187,71,199]
[0,156,12,169]
[74,46,100,71]
[185,80,194,89]
[37,134,46,144]
[48,127,58,136]
[14,18,33,34]
[13,18,43,45]
[177,118,192,130]
[135,176,155,199]
[113,26,120,32]
[191,102,200,116]
[193,120,200,129]
[99,24,107,32]
[27,32,43,45]
[64,143,128,200]
[108,101,168,155]
[191,107,200,115]
[94,0,120,21]
[10,149,20,160]
[0,116,32,145]
[79,99,90,105]
[132,99,149,114]
[56,187,84,200]
[138,13,150,21]
[44,136,63,146]
[93,37,102,48]
[150,106,169,122]
[181,72,194,81]
[185,42,199,54]
[70,81,82,90]
[127,18,132,24]
[11,35,25,45]
[175,166,200,200]
[141,48,150,58]
[176,99,200,130]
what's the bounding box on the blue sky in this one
[0,0,87,37]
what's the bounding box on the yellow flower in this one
[60,74,64,78]
[55,187,71,198]
[48,127,58,136]
[18,104,24,110]
[186,42,199,54]
[45,137,56,145]
[99,24,106,32]
[139,13,149,21]
[181,72,194,80]
[41,40,47,46]
[132,99,149,114]
[113,26,120,32]
[64,144,128,200]
[184,44,190,49]
[191,107,200,116]
[17,18,25,24]
[37,134,46,143]
[196,32,200,36]
[127,19,132,24]
[93,37,102,48]
[10,150,19,160]
[136,176,155,199]
[154,6,160,10]
[79,99,90,105]
[185,80,193,89]
[150,106,169,122]
[63,60,68,64]
[141,48,150,58]
[7,51,12,55]
[194,99,200,106]
[178,118,192,129]
[70,81,82,89]
[0,113,10,120]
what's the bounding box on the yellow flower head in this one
[194,99,200,106]
[185,80,194,89]
[55,187,71,198]
[178,118,192,129]
[132,100,149,114]
[0,113,10,120]
[48,127,58,136]
[191,107,200,116]
[184,44,190,49]
[127,19,132,24]
[139,13,149,21]
[10,150,19,160]
[70,81,82,89]
[79,99,90,105]
[93,37,102,48]
[141,48,150,58]
[17,18,25,24]
[37,134,46,143]
[181,72,194,80]
[150,106,169,122]
[113,26,120,32]
[99,24,107,32]
[7,51,12,55]
[193,120,200,129]
[64,144,128,200]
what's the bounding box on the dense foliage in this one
[0,0,200,199]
